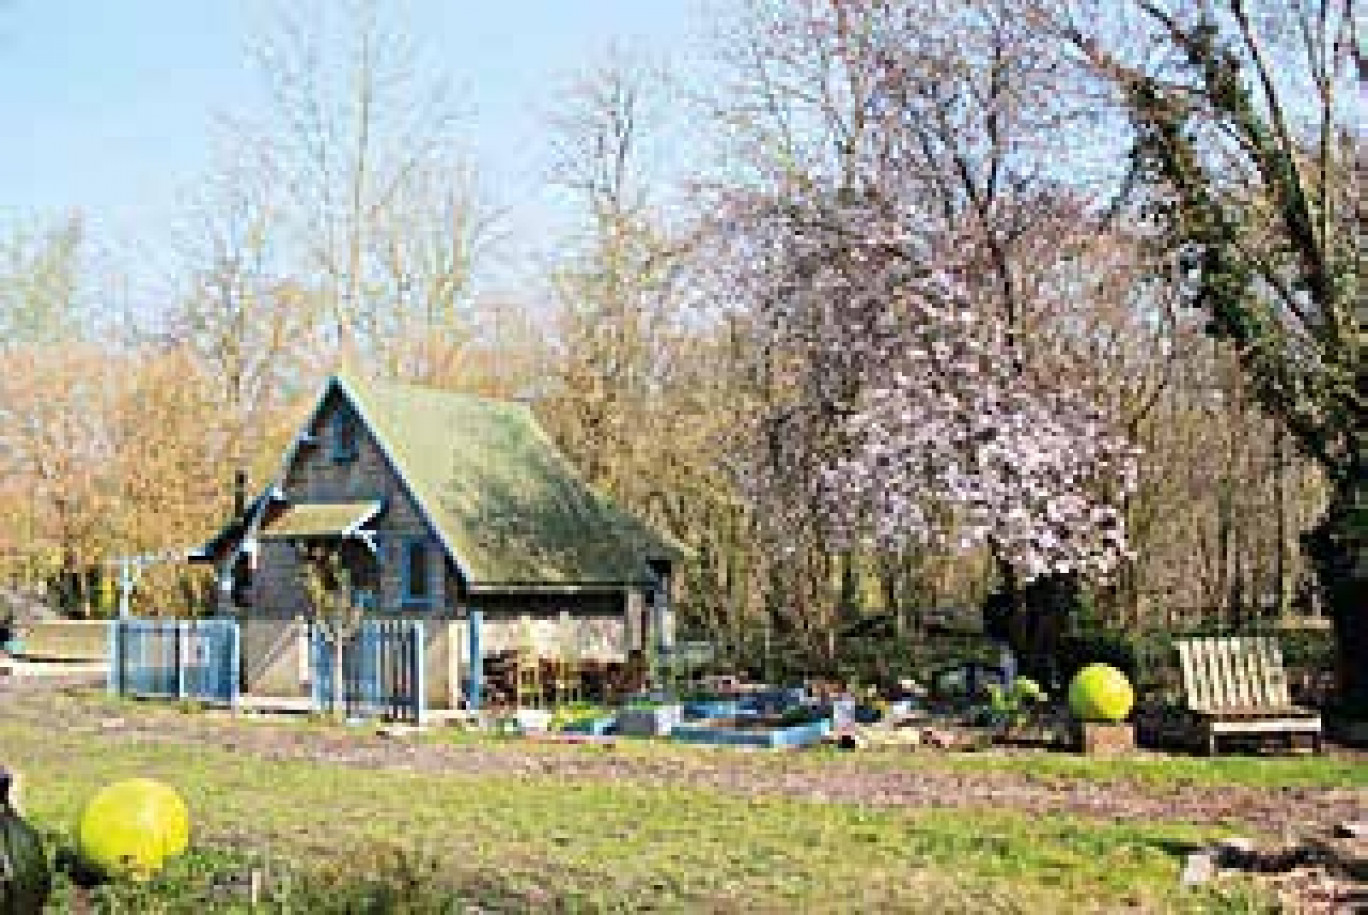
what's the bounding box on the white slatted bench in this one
[1176,636,1322,755]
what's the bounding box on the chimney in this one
[233,469,248,519]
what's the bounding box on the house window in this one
[401,539,431,607]
[331,410,358,463]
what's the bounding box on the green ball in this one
[1068,664,1134,722]
[76,778,189,881]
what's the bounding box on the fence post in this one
[175,621,187,700]
[227,621,241,710]
[309,627,321,711]
[412,620,426,726]
[106,619,122,697]
[467,609,482,712]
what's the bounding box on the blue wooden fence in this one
[107,618,240,706]
[468,609,482,711]
[311,619,425,724]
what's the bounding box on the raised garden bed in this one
[683,698,742,720]
[671,716,833,749]
[616,703,683,737]
[561,714,616,736]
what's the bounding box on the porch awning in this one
[257,501,383,540]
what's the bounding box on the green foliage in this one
[984,677,1049,731]
[774,705,825,728]
[711,628,1000,692]
[1098,1,1364,704]
[621,696,677,711]
[1056,627,1334,704]
[295,543,360,645]
[548,702,610,732]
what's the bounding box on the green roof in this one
[258,501,382,540]
[329,374,685,590]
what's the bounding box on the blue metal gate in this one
[107,618,240,706]
[311,619,425,724]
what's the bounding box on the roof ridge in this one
[337,371,530,412]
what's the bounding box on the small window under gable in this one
[401,538,431,607]
[331,406,358,463]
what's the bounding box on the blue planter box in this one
[739,689,805,716]
[617,704,683,737]
[563,715,616,736]
[683,699,741,720]
[1,639,23,656]
[671,718,832,749]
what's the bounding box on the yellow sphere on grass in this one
[76,778,189,881]
[1067,663,1135,723]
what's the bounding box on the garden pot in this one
[827,698,856,728]
[515,709,553,734]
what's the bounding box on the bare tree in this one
[0,213,86,348]
[234,0,496,367]
[1052,0,1364,703]
[167,158,316,488]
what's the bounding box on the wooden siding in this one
[268,389,444,616]
[241,387,640,679]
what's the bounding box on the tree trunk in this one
[1305,478,1367,713]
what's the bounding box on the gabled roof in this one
[314,373,686,591]
[189,488,284,563]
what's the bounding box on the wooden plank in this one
[1250,637,1273,706]
[1177,640,1201,711]
[1263,638,1293,708]
[1199,639,1221,711]
[1220,637,1242,710]
[1229,638,1255,709]
[1183,639,1208,711]
[1221,639,1245,709]
[1225,640,1247,711]
[1195,638,1220,711]
[1239,637,1269,708]
[1209,717,1322,736]
[1247,638,1275,708]
[1193,705,1319,719]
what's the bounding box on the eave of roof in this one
[257,500,383,540]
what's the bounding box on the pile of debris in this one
[1180,822,1366,913]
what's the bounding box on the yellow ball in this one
[76,778,190,881]
[1068,664,1135,723]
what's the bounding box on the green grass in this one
[851,747,1368,790]
[2,720,1276,912]
[73,690,1366,792]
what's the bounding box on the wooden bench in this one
[1176,636,1322,755]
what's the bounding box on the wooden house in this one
[190,373,685,709]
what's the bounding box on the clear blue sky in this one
[0,0,706,299]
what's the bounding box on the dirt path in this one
[4,683,1362,839]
